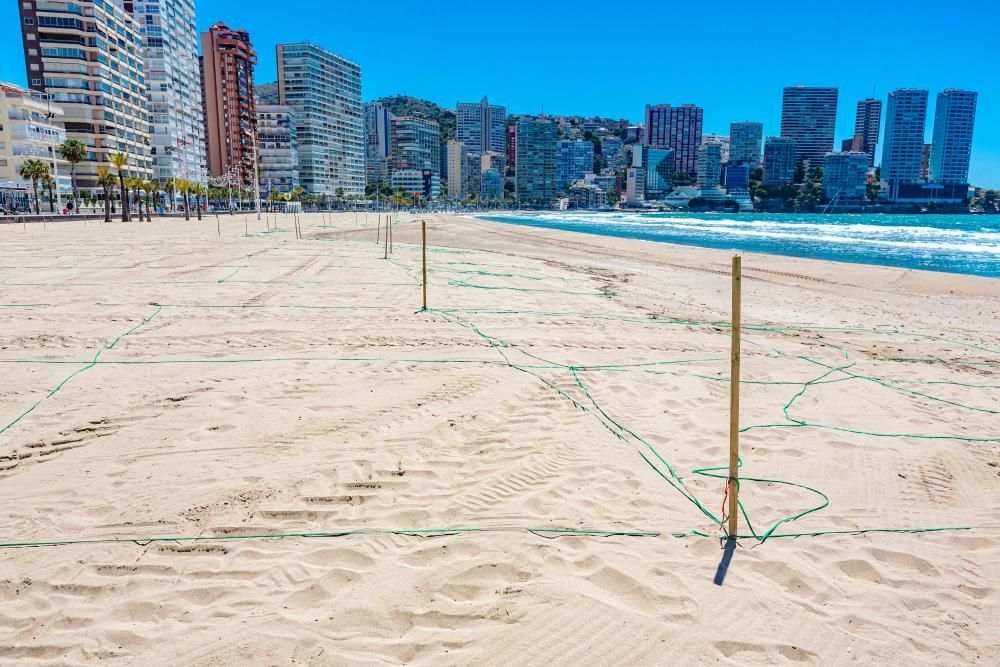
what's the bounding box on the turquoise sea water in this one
[477,212,1000,278]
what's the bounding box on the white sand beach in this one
[0,212,998,664]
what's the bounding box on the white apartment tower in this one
[126,0,206,184]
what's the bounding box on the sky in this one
[1,0,997,187]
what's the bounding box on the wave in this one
[477,212,1000,277]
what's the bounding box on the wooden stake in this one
[216,213,220,238]
[728,255,742,539]
[384,215,389,259]
[376,214,381,244]
[389,214,393,254]
[421,219,427,310]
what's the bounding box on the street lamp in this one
[44,95,62,210]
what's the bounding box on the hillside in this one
[372,95,456,140]
[256,81,279,105]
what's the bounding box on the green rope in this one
[0,305,163,437]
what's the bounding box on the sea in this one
[476,211,1000,278]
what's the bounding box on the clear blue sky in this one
[2,0,997,187]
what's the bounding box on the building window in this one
[24,17,34,24]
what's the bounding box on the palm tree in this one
[192,183,204,220]
[96,167,115,222]
[41,172,56,213]
[108,152,130,222]
[19,159,49,215]
[164,178,176,213]
[125,176,144,221]
[57,138,87,213]
[125,176,136,220]
[141,180,156,222]
[176,179,191,220]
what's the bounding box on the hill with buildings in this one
[372,95,456,140]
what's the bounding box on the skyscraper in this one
[20,0,151,191]
[556,140,594,191]
[256,104,298,194]
[278,43,364,196]
[364,102,394,184]
[881,88,928,197]
[643,104,703,175]
[391,116,440,199]
[201,22,256,189]
[763,137,796,185]
[638,146,672,200]
[929,89,977,184]
[506,124,517,175]
[823,152,869,200]
[445,139,466,198]
[456,97,507,157]
[851,98,881,167]
[780,86,838,169]
[601,137,625,172]
[696,143,722,189]
[700,134,730,163]
[729,122,763,167]
[515,117,557,207]
[126,0,205,184]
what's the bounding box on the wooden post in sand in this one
[389,214,393,254]
[376,214,381,245]
[421,219,427,310]
[727,255,742,539]
[383,215,389,259]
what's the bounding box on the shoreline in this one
[468,209,1000,280]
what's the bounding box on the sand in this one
[0,211,997,665]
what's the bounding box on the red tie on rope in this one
[721,482,729,523]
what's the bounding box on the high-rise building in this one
[881,88,928,197]
[364,101,394,184]
[445,139,466,199]
[780,86,838,169]
[515,117,557,207]
[823,152,869,200]
[462,151,482,198]
[256,104,298,194]
[506,124,517,175]
[625,166,645,203]
[556,140,594,191]
[929,89,977,184]
[700,134,730,163]
[481,169,502,200]
[126,0,205,184]
[921,143,932,181]
[20,0,151,191]
[851,98,881,167]
[278,43,364,196]
[601,137,625,172]
[457,97,506,160]
[722,163,749,190]
[635,146,672,200]
[0,83,71,195]
[763,137,796,185]
[643,103,703,175]
[729,122,763,167]
[696,143,722,189]
[201,22,256,189]
[391,116,440,199]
